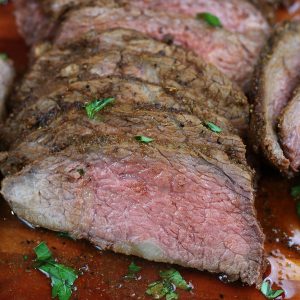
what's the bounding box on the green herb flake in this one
[204,121,222,133]
[0,53,8,61]
[297,202,300,218]
[124,262,142,280]
[145,280,174,299]
[166,292,179,300]
[128,262,141,273]
[34,242,78,300]
[77,168,85,176]
[260,280,284,299]
[146,269,192,299]
[135,135,154,144]
[34,241,53,262]
[57,232,74,240]
[196,12,222,28]
[291,185,300,199]
[160,269,192,291]
[85,97,115,119]
[23,255,28,261]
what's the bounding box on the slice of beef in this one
[1,77,241,161]
[54,6,263,87]
[1,138,264,286]
[278,86,300,172]
[250,22,300,174]
[14,0,269,42]
[0,58,15,121]
[130,0,270,39]
[1,69,264,285]
[14,0,267,88]
[16,31,248,133]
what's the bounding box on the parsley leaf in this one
[57,232,74,240]
[146,280,175,299]
[34,242,53,262]
[124,262,142,280]
[204,121,222,133]
[291,185,300,218]
[34,242,78,300]
[297,202,300,218]
[0,53,8,61]
[166,292,178,300]
[77,169,85,176]
[291,185,300,199]
[85,97,115,119]
[196,12,222,27]
[160,269,192,291]
[135,135,154,144]
[260,280,284,299]
[146,269,192,299]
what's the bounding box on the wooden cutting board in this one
[0,3,299,300]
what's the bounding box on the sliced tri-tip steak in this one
[14,0,269,39]
[53,6,263,87]
[1,69,264,285]
[130,0,270,39]
[15,31,248,133]
[250,22,300,174]
[1,139,264,286]
[1,77,243,164]
[14,0,268,87]
[279,86,300,172]
[0,57,15,121]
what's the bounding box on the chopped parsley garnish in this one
[0,53,8,61]
[146,268,192,299]
[34,242,78,300]
[77,168,85,176]
[260,280,284,299]
[204,121,222,133]
[85,97,115,119]
[196,12,222,28]
[23,255,28,261]
[297,202,300,218]
[135,135,154,144]
[124,262,142,280]
[57,232,74,240]
[291,185,300,199]
[291,185,300,218]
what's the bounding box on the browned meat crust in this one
[1,29,265,285]
[250,21,300,175]
[278,85,300,172]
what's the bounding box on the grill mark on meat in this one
[250,21,300,174]
[14,34,248,134]
[2,79,248,176]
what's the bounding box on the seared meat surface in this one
[1,26,265,286]
[14,0,269,88]
[250,22,300,175]
[13,29,248,134]
[279,86,300,172]
[0,58,15,121]
[2,0,269,286]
